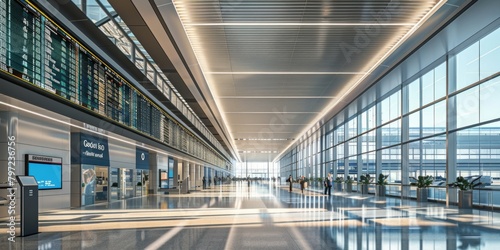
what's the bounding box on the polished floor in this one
[2,182,500,249]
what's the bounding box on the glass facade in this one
[280,18,500,208]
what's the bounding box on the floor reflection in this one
[1,182,500,249]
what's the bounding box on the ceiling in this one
[108,0,471,163]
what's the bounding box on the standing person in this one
[324,173,332,196]
[202,176,206,189]
[287,175,293,192]
[300,176,305,194]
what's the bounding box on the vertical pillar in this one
[447,55,458,206]
[197,164,202,188]
[333,128,338,178]
[344,118,350,181]
[189,162,195,190]
[172,158,179,188]
[148,153,158,194]
[182,161,189,182]
[211,168,215,187]
[401,83,410,198]
[376,100,383,189]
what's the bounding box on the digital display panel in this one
[27,162,62,189]
[159,170,168,188]
[25,154,63,190]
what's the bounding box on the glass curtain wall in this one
[235,162,279,180]
[280,23,500,207]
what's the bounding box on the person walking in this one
[287,175,293,192]
[324,173,332,196]
[300,176,305,194]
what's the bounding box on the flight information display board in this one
[0,0,227,167]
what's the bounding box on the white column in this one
[197,165,202,188]
[189,162,195,190]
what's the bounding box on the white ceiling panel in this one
[225,113,317,126]
[220,98,332,113]
[116,0,469,163]
[212,74,353,97]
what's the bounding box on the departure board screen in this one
[44,21,76,100]
[0,0,112,117]
[3,0,42,85]
[0,0,227,168]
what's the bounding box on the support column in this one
[189,162,195,190]
[210,169,215,187]
[182,161,188,181]
[196,164,202,189]
[149,153,158,194]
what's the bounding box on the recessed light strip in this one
[184,22,415,26]
[207,72,367,75]
[219,96,335,99]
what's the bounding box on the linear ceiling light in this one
[185,22,415,26]
[206,72,367,75]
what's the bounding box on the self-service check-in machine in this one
[16,176,39,237]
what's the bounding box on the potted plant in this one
[317,177,323,188]
[410,175,433,202]
[334,177,343,191]
[358,173,371,194]
[344,176,354,193]
[448,175,482,208]
[376,173,388,197]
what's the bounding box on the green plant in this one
[137,182,142,186]
[376,174,388,186]
[334,177,344,183]
[448,176,482,191]
[410,175,433,188]
[345,176,354,184]
[317,177,323,183]
[359,174,372,185]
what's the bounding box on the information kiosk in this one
[16,176,39,237]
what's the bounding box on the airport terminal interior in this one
[1,0,500,249]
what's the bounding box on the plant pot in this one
[360,184,369,194]
[376,185,386,197]
[335,183,343,192]
[345,183,352,193]
[458,190,473,208]
[416,188,428,202]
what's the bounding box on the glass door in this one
[110,167,119,201]
[135,170,142,197]
[81,165,96,206]
[95,166,109,203]
[142,170,149,196]
[121,168,134,199]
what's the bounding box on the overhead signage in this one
[136,147,149,170]
[71,133,110,166]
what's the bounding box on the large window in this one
[280,22,500,208]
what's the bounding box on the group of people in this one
[286,173,333,196]
[202,176,226,189]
